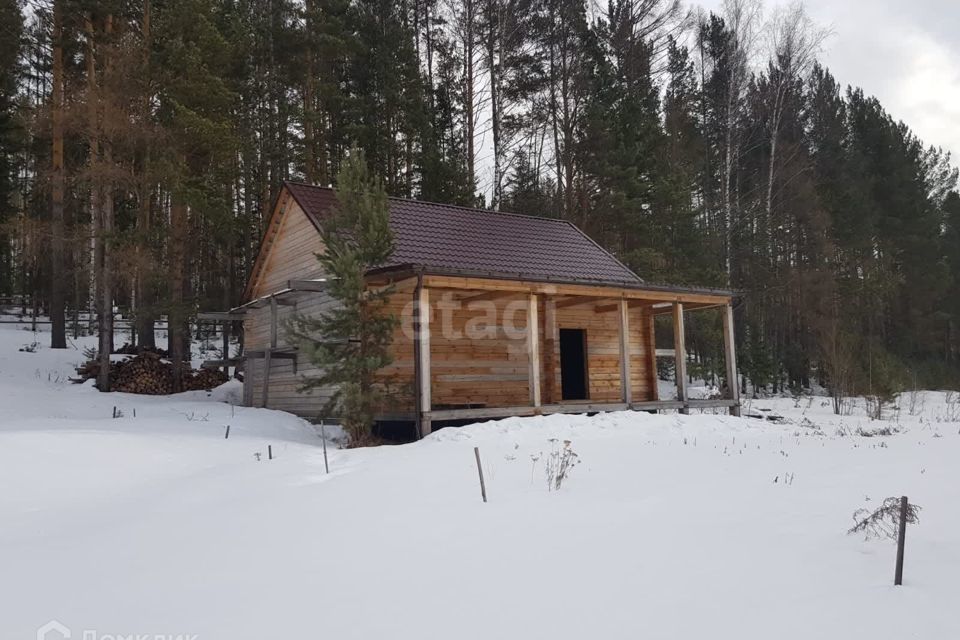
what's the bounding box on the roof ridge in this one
[283,180,573,226]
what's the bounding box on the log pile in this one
[74,351,227,394]
[114,342,169,358]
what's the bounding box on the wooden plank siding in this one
[251,199,326,300]
[243,290,340,416]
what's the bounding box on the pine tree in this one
[288,148,398,443]
[154,0,236,390]
[49,0,66,348]
[0,0,23,297]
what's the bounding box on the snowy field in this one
[2,321,959,639]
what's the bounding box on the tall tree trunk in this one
[86,15,106,387]
[85,15,100,338]
[95,14,115,390]
[463,0,476,188]
[169,191,188,392]
[303,0,317,184]
[98,151,114,390]
[547,1,563,215]
[136,0,156,348]
[486,0,501,208]
[49,0,66,349]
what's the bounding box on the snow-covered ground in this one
[2,322,959,639]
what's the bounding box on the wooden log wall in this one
[381,291,658,413]
[546,300,657,404]
[378,291,531,411]
[243,286,660,418]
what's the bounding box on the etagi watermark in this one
[37,620,198,640]
[397,293,538,356]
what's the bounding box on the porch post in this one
[222,322,231,376]
[672,302,688,414]
[618,299,632,404]
[270,296,278,348]
[416,285,432,436]
[528,293,542,408]
[722,303,741,416]
[542,296,558,404]
[261,350,271,408]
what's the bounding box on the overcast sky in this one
[695,0,960,161]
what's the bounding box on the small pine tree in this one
[288,148,398,444]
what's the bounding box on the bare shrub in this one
[544,439,580,491]
[856,425,899,437]
[943,391,960,423]
[848,497,921,540]
[905,387,924,417]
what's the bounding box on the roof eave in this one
[365,264,739,299]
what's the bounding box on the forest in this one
[0,0,958,399]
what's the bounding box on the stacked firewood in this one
[74,351,227,394]
[114,343,169,358]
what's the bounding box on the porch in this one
[393,273,741,437]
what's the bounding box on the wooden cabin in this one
[226,181,740,436]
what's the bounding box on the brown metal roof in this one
[283,181,643,286]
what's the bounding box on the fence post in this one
[894,495,908,586]
[474,447,487,503]
[320,421,330,474]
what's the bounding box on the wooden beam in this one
[722,303,741,417]
[430,406,536,421]
[543,296,558,404]
[197,310,245,321]
[423,398,738,423]
[528,293,542,407]
[416,285,432,435]
[222,322,231,375]
[631,400,683,411]
[650,302,725,316]
[543,402,629,414]
[201,358,243,369]
[244,349,296,359]
[647,310,659,401]
[673,302,688,414]
[287,279,329,292]
[261,349,271,407]
[243,363,253,405]
[454,290,517,303]
[245,349,297,373]
[270,296,279,349]
[554,296,596,310]
[595,299,649,314]
[429,402,631,421]
[618,299,632,404]
[421,275,732,306]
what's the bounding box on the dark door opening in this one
[559,328,589,400]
